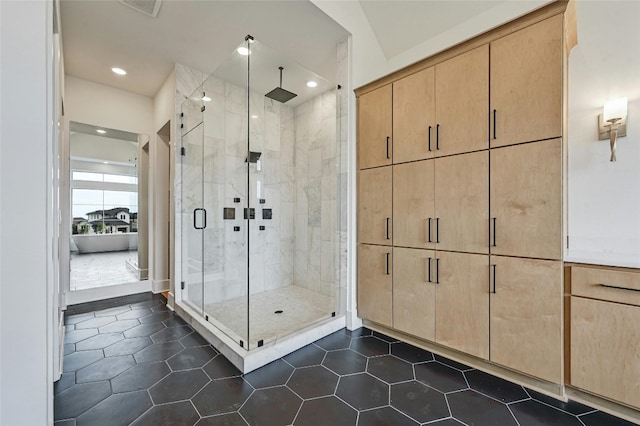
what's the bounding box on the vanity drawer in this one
[571,266,640,306]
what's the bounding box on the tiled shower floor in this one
[55,293,636,426]
[203,285,335,347]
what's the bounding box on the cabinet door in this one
[358,85,393,169]
[358,167,392,246]
[490,256,562,384]
[435,45,489,157]
[435,251,489,360]
[571,297,640,409]
[435,151,488,254]
[490,15,563,148]
[393,67,435,163]
[393,160,434,249]
[393,247,436,341]
[358,244,393,327]
[490,138,562,260]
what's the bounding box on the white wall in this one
[312,0,550,89]
[150,69,175,293]
[566,1,640,267]
[0,1,53,424]
[65,75,154,135]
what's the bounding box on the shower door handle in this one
[193,208,206,230]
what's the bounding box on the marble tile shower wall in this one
[293,90,338,299]
[175,36,349,312]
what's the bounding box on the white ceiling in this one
[359,0,506,59]
[60,0,548,101]
[60,0,350,98]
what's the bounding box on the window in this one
[72,171,137,184]
[71,189,138,234]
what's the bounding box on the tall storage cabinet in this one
[357,2,569,388]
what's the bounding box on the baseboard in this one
[152,279,170,293]
[363,320,565,401]
[65,280,151,305]
[566,387,640,424]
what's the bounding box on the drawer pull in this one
[427,218,432,243]
[435,258,440,284]
[386,217,390,240]
[427,257,432,283]
[386,136,390,159]
[600,283,640,293]
[428,126,432,152]
[436,124,440,150]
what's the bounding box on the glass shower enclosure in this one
[180,37,344,350]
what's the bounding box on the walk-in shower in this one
[177,36,345,364]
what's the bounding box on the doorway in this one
[67,121,149,301]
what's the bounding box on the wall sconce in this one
[598,98,628,162]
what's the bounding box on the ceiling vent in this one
[119,0,162,18]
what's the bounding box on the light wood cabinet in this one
[358,167,392,246]
[490,256,562,384]
[393,68,435,163]
[571,297,640,409]
[357,244,393,328]
[393,160,434,249]
[490,15,563,148]
[358,84,392,169]
[393,247,436,341]
[435,45,489,157]
[490,138,562,260]
[435,151,488,254]
[435,251,489,360]
[356,6,569,388]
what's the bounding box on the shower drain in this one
[274,310,283,314]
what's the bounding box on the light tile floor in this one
[70,250,139,291]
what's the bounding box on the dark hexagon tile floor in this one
[54,293,632,426]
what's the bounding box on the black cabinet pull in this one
[600,283,640,293]
[492,264,497,293]
[435,258,440,284]
[428,218,432,243]
[385,252,390,275]
[491,218,497,247]
[386,136,390,159]
[427,257,432,283]
[203,208,207,229]
[492,109,497,140]
[436,124,440,150]
[428,126,432,152]
[386,217,390,240]
[436,218,440,243]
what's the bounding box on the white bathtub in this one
[73,233,135,254]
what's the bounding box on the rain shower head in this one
[265,66,297,103]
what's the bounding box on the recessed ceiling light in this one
[96,129,106,134]
[237,47,250,56]
[103,161,109,164]
[201,95,212,102]
[111,67,127,75]
[251,115,259,119]
[306,81,318,88]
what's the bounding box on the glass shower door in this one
[200,68,250,348]
[181,95,205,316]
